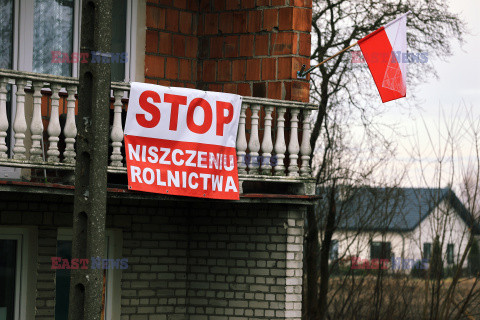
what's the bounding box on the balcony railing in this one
[0,69,316,187]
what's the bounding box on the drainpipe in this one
[68,1,112,319]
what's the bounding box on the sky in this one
[365,0,480,190]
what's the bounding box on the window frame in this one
[0,227,32,320]
[56,228,122,320]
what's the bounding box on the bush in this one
[411,261,427,279]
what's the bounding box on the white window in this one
[55,229,122,320]
[5,0,137,81]
[0,0,140,178]
[0,228,32,320]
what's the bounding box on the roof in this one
[316,187,480,234]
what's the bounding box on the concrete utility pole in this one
[69,0,112,319]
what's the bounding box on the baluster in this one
[236,102,248,174]
[63,85,77,163]
[274,107,286,176]
[260,106,274,174]
[110,90,124,166]
[300,110,312,177]
[13,79,27,160]
[47,83,61,162]
[30,81,44,161]
[288,109,300,176]
[247,104,261,174]
[0,78,9,159]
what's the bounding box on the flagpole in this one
[298,41,358,78]
[297,11,411,78]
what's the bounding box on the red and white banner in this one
[358,13,408,103]
[124,82,242,200]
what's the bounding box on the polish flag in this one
[358,13,408,103]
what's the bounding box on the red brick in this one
[246,59,261,80]
[179,11,193,34]
[224,83,236,94]
[237,83,251,96]
[262,58,276,80]
[267,82,282,99]
[174,0,187,9]
[292,56,309,78]
[202,60,216,82]
[145,55,165,78]
[271,0,286,5]
[173,35,186,56]
[145,78,157,85]
[272,32,297,55]
[255,34,269,56]
[199,0,210,11]
[213,0,225,11]
[208,84,223,92]
[226,0,241,10]
[204,13,218,34]
[166,57,179,79]
[253,82,266,97]
[293,8,312,32]
[187,1,199,11]
[256,0,269,6]
[224,36,239,58]
[242,0,255,9]
[299,32,311,56]
[185,36,198,58]
[239,35,254,57]
[158,80,171,87]
[146,6,165,29]
[278,7,293,31]
[247,11,262,33]
[217,60,231,82]
[219,12,234,34]
[292,0,312,7]
[165,9,179,32]
[158,32,172,55]
[263,9,278,31]
[178,59,191,81]
[233,12,247,33]
[210,37,224,58]
[232,60,246,81]
[277,57,292,79]
[158,0,172,6]
[291,81,309,102]
[145,30,158,53]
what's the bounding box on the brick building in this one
[0,1,316,320]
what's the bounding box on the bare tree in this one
[306,1,466,319]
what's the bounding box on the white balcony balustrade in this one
[0,69,316,185]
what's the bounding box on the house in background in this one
[325,187,480,271]
[0,1,316,319]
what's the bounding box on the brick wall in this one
[144,0,312,102]
[0,191,306,320]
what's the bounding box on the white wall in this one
[327,199,474,269]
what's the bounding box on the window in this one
[370,241,391,260]
[55,229,122,320]
[0,0,134,81]
[424,242,432,260]
[330,240,339,260]
[447,243,454,264]
[0,228,31,320]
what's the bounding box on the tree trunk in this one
[318,183,337,320]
